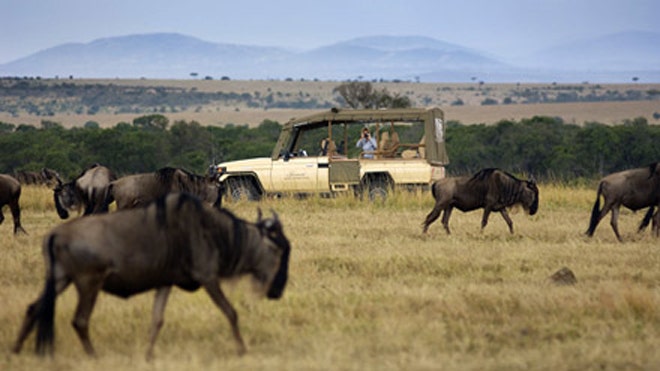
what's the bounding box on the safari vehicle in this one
[216,107,449,201]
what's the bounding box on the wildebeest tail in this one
[586,182,603,236]
[101,183,115,212]
[82,188,97,215]
[431,181,439,200]
[97,186,112,213]
[36,235,57,356]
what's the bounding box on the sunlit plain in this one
[1,184,659,370]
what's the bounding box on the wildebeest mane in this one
[156,167,209,192]
[469,168,531,208]
[153,191,202,228]
[155,167,181,184]
[73,163,101,179]
[469,168,499,182]
[153,191,246,275]
[210,207,247,276]
[470,167,520,183]
[151,193,205,291]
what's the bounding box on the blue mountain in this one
[1,32,658,82]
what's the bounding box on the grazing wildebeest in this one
[105,167,222,210]
[51,164,116,219]
[14,168,60,186]
[12,192,290,359]
[422,168,539,235]
[0,174,27,234]
[586,162,660,241]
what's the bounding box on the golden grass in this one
[1,185,659,370]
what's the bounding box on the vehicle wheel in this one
[228,179,260,201]
[367,179,389,201]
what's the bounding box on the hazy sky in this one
[2,0,659,64]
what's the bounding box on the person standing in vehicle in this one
[356,127,377,158]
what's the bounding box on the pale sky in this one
[2,0,659,64]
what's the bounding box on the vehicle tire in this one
[227,178,260,201]
[367,178,389,202]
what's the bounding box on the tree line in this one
[1,114,659,182]
[0,115,279,179]
[445,116,660,180]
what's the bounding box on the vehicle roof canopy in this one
[272,107,449,165]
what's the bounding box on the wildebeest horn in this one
[270,209,279,222]
[256,207,263,222]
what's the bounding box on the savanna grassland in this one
[1,79,659,128]
[1,185,659,371]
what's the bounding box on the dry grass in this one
[1,184,659,370]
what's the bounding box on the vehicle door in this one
[270,155,322,192]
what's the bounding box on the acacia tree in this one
[132,114,169,130]
[333,82,412,109]
[333,81,375,108]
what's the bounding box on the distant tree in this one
[373,89,412,108]
[133,114,169,130]
[84,121,100,129]
[0,122,15,133]
[40,120,63,130]
[333,81,375,109]
[333,82,412,109]
[15,124,37,132]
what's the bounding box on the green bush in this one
[0,115,658,181]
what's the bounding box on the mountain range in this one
[1,32,659,83]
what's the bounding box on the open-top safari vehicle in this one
[216,107,449,201]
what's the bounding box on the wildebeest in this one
[14,168,60,186]
[586,162,660,241]
[104,167,222,210]
[0,174,27,234]
[51,164,116,219]
[422,168,539,234]
[12,192,291,359]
